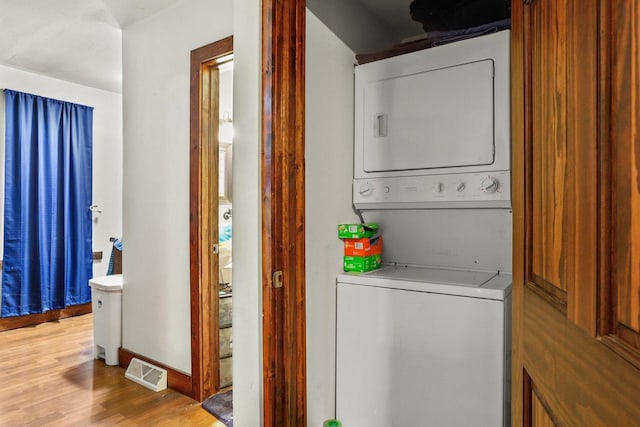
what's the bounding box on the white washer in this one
[336,265,511,427]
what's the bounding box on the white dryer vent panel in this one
[363,59,495,173]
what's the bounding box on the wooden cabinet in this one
[512,0,640,425]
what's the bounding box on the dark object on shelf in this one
[410,0,509,32]
[357,19,510,65]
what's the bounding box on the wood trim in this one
[511,0,528,424]
[521,0,534,300]
[261,0,307,425]
[597,0,613,337]
[616,324,640,358]
[0,303,92,332]
[189,36,233,402]
[528,275,568,314]
[262,0,277,419]
[118,347,192,397]
[600,334,640,371]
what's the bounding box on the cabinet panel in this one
[530,0,568,293]
[611,0,640,350]
[521,287,640,425]
[527,0,598,332]
[564,0,599,332]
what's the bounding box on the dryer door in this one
[362,59,495,173]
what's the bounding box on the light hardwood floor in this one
[0,314,223,426]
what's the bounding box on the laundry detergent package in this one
[344,236,383,257]
[337,223,378,239]
[343,254,382,272]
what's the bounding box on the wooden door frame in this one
[189,36,233,402]
[261,0,307,425]
[188,1,308,420]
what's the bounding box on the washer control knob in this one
[384,186,390,194]
[436,182,445,193]
[359,182,374,196]
[481,176,499,193]
[456,182,466,192]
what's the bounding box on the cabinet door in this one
[512,0,640,425]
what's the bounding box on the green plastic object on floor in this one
[323,420,342,427]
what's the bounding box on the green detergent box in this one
[338,223,378,239]
[343,254,382,272]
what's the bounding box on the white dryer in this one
[336,265,511,427]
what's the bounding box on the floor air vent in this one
[125,358,167,392]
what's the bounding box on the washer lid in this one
[364,266,495,287]
[338,266,511,300]
[89,274,123,292]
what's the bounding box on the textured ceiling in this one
[0,0,415,94]
[0,0,181,93]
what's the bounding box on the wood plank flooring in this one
[0,314,224,426]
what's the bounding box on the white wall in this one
[123,0,262,422]
[0,65,123,287]
[121,0,232,374]
[306,0,395,54]
[119,2,357,425]
[305,11,359,426]
[232,0,263,424]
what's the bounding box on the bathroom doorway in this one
[216,57,234,392]
[189,36,233,401]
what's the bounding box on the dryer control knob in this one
[359,182,374,196]
[481,176,499,193]
[436,182,445,193]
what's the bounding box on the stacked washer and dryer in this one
[336,31,512,426]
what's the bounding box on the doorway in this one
[217,58,234,391]
[189,36,233,402]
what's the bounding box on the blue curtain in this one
[2,90,93,317]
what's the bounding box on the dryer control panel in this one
[353,171,511,209]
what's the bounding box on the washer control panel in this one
[353,171,511,209]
